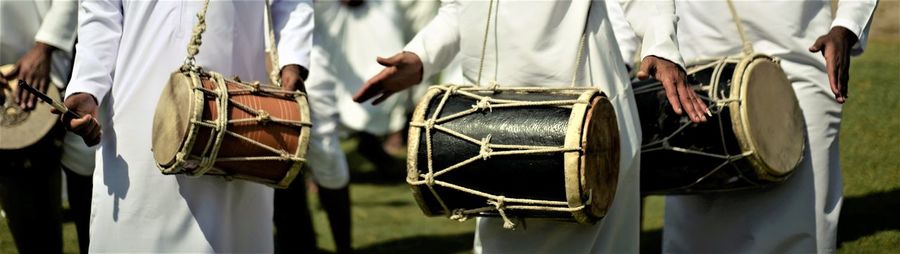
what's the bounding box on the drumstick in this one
[18,80,82,119]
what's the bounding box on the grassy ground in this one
[2,6,899,254]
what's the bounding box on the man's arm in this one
[620,0,708,122]
[809,0,877,103]
[60,0,125,146]
[272,0,313,92]
[9,0,79,110]
[833,0,878,55]
[36,0,78,54]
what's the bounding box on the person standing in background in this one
[0,1,94,253]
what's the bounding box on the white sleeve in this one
[606,0,639,67]
[272,0,314,71]
[35,0,78,53]
[65,0,124,103]
[618,0,685,69]
[832,0,877,55]
[402,0,461,81]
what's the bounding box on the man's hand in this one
[280,64,308,93]
[9,42,55,111]
[637,56,708,123]
[52,93,101,146]
[810,26,858,104]
[354,52,423,105]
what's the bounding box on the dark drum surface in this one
[415,92,578,218]
[634,65,769,194]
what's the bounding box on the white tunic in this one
[0,0,95,175]
[662,1,876,253]
[65,1,313,252]
[312,1,408,136]
[404,1,683,252]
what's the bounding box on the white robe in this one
[0,0,94,175]
[65,1,313,252]
[404,1,683,253]
[312,1,408,136]
[662,1,876,253]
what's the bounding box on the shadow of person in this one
[354,232,475,254]
[99,120,130,222]
[837,187,900,247]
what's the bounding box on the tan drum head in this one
[0,64,60,150]
[732,55,805,178]
[152,72,197,168]
[581,96,619,220]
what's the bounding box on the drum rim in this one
[565,90,619,223]
[153,71,204,173]
[407,86,442,216]
[729,54,805,180]
[0,64,61,150]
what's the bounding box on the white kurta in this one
[0,0,95,175]
[404,1,683,253]
[662,1,876,253]
[66,1,312,252]
[312,1,408,136]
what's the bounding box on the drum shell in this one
[152,71,310,188]
[407,86,619,223]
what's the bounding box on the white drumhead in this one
[732,55,805,177]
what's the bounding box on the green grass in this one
[2,38,898,254]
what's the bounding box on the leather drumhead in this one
[582,96,619,219]
[737,57,805,177]
[0,64,61,150]
[152,72,195,167]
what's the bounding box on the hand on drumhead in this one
[52,92,102,146]
[637,56,708,123]
[810,26,857,104]
[280,64,308,93]
[12,42,55,111]
[354,51,423,105]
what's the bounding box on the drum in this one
[0,64,61,150]
[152,70,311,188]
[407,85,620,226]
[634,54,805,194]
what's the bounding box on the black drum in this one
[634,54,805,194]
[407,85,620,226]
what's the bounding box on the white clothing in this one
[66,1,312,252]
[662,1,876,253]
[0,0,95,176]
[312,1,408,136]
[404,0,683,252]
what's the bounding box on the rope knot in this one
[423,172,435,186]
[424,119,436,130]
[488,80,500,91]
[250,81,262,93]
[489,196,516,229]
[471,97,493,112]
[449,209,469,222]
[479,134,493,160]
[256,110,271,124]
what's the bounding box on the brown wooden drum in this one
[635,54,805,194]
[152,70,311,188]
[407,85,620,226]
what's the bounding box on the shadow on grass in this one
[354,232,475,254]
[838,187,900,247]
[641,229,663,254]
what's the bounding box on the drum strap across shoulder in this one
[475,0,593,88]
[182,0,282,87]
[725,0,755,55]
